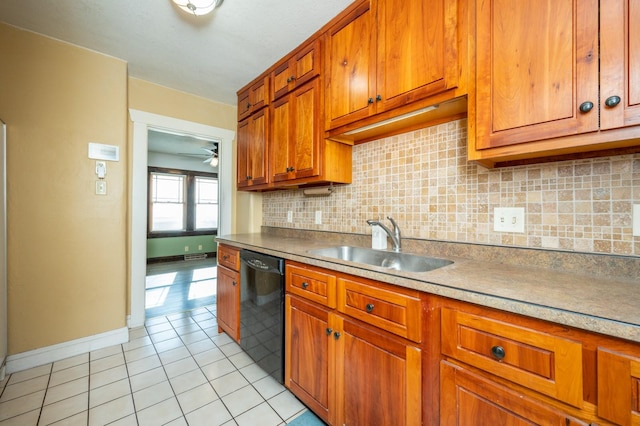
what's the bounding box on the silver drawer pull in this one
[365,303,374,313]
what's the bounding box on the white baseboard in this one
[6,327,129,374]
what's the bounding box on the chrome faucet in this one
[366,216,402,252]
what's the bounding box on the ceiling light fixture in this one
[171,0,223,16]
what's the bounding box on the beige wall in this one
[0,23,128,354]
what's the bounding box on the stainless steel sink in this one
[307,246,453,273]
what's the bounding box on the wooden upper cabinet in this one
[237,108,269,189]
[325,0,376,130]
[325,0,461,131]
[471,0,640,166]
[475,0,599,149]
[272,39,321,101]
[375,0,457,112]
[600,0,640,129]
[272,78,322,183]
[237,74,270,122]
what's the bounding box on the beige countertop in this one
[217,232,640,343]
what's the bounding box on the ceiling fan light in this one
[210,156,219,167]
[171,0,223,16]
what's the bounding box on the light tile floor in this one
[0,305,310,426]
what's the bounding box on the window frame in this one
[147,167,219,238]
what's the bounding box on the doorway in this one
[129,109,235,328]
[146,129,220,318]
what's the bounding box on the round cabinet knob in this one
[579,101,594,113]
[232,281,237,286]
[333,331,341,340]
[326,328,333,336]
[491,345,506,360]
[246,102,251,109]
[246,175,252,180]
[376,94,382,102]
[365,303,375,313]
[368,97,374,104]
[604,95,621,108]
[301,282,309,289]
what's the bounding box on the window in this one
[148,168,218,237]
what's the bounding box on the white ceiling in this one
[0,0,355,106]
[148,128,218,158]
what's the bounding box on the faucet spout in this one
[366,216,402,252]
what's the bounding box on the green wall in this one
[147,235,217,259]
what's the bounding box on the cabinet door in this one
[217,266,240,341]
[600,0,640,129]
[475,0,599,149]
[272,79,321,183]
[376,0,455,112]
[440,361,589,425]
[325,0,376,130]
[285,295,334,425]
[237,75,270,122]
[336,317,422,426]
[597,348,640,426]
[273,40,321,101]
[237,108,269,189]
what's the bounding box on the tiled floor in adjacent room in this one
[0,305,311,425]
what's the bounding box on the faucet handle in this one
[387,216,398,229]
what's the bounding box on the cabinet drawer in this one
[441,307,583,408]
[337,277,422,343]
[217,245,240,271]
[286,262,336,308]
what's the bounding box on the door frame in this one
[128,109,235,328]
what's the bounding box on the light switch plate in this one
[314,210,322,225]
[633,204,640,237]
[494,207,525,233]
[95,180,107,195]
[287,211,293,223]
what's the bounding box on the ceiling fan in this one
[201,145,219,167]
[178,143,219,167]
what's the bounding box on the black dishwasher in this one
[239,249,285,384]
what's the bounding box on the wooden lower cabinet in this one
[285,294,421,426]
[338,316,422,426]
[217,265,240,341]
[597,348,640,426]
[440,361,590,425]
[285,295,333,423]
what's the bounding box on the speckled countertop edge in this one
[216,232,640,343]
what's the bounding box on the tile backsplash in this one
[263,119,640,256]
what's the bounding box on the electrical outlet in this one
[633,204,640,237]
[315,210,322,225]
[198,245,203,250]
[494,207,525,233]
[287,211,293,223]
[184,246,189,252]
